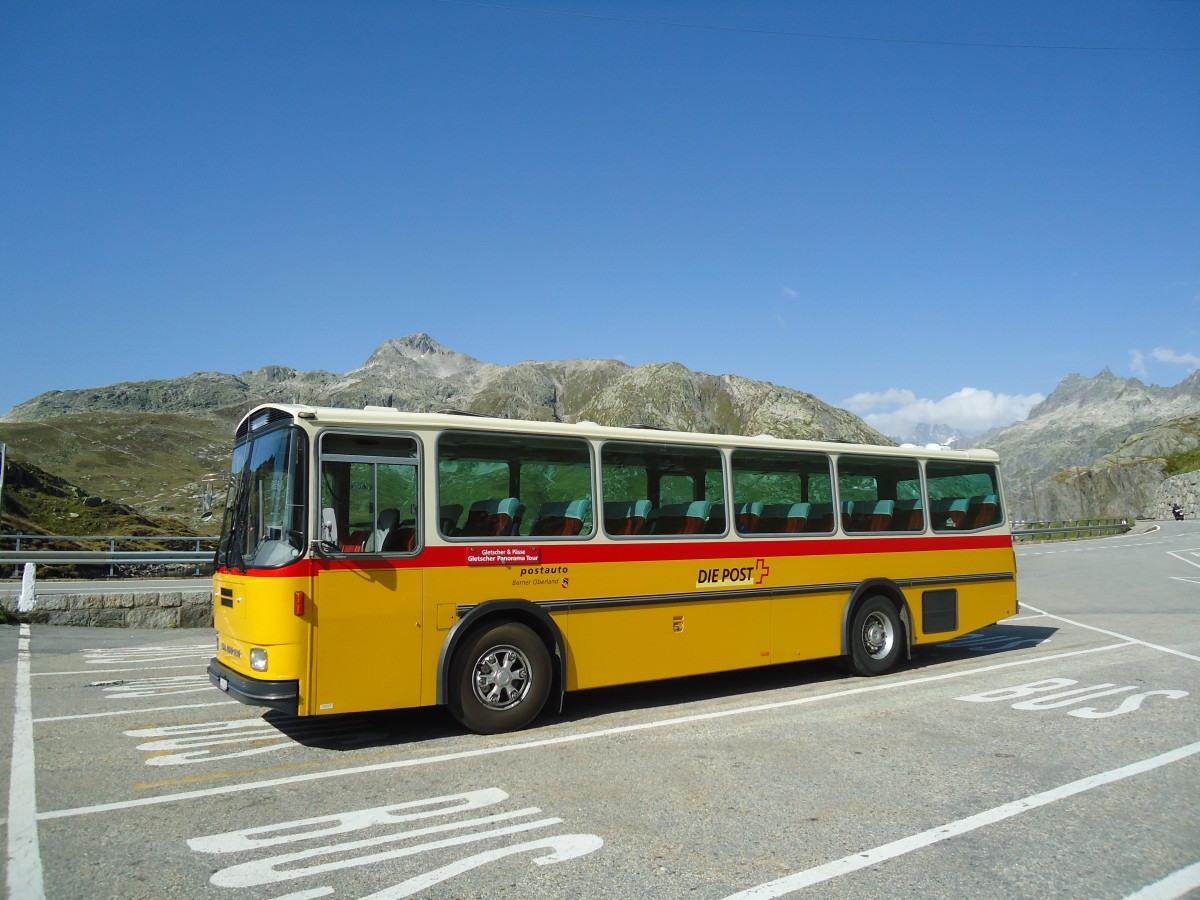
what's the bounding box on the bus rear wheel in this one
[449,622,551,734]
[847,596,903,676]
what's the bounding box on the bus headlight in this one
[250,648,268,672]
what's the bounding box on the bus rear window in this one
[927,460,1003,531]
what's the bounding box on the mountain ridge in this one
[2,333,891,443]
[969,367,1200,519]
[0,335,891,530]
[5,336,1199,528]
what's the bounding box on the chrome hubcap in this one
[471,645,532,711]
[862,611,894,659]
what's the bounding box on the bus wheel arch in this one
[842,581,909,677]
[439,600,565,734]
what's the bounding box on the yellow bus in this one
[208,404,1017,733]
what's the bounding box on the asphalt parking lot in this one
[3,522,1198,898]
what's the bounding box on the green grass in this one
[0,409,239,535]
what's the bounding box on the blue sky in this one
[2,1,1197,438]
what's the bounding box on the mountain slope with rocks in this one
[0,335,891,529]
[970,368,1200,519]
[4,334,888,444]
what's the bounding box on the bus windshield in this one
[217,425,307,570]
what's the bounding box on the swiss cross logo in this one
[754,558,771,585]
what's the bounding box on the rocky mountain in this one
[970,368,1200,520]
[9,336,1197,529]
[1028,412,1200,521]
[0,335,891,529]
[2,334,886,443]
[895,423,967,448]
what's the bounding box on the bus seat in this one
[461,498,521,536]
[388,526,417,552]
[846,499,895,532]
[806,503,835,533]
[367,507,401,552]
[735,500,764,533]
[892,499,924,531]
[339,530,369,552]
[703,500,760,534]
[439,504,463,534]
[965,494,999,529]
[757,502,809,533]
[530,499,592,536]
[650,501,712,535]
[704,504,727,534]
[932,498,969,529]
[511,504,527,535]
[604,499,652,535]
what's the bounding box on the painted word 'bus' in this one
[207,404,1017,733]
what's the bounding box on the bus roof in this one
[236,403,1002,463]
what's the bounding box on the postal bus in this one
[207,404,1017,733]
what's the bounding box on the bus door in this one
[310,433,424,715]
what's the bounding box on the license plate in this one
[218,676,229,692]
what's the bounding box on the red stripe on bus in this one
[224,533,1013,578]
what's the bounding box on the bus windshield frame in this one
[216,422,307,571]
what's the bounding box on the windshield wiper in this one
[223,474,251,572]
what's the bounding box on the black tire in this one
[846,596,904,676]
[448,622,551,734]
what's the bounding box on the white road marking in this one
[32,664,207,677]
[6,624,46,899]
[96,675,213,699]
[359,834,605,899]
[1167,548,1200,571]
[1021,604,1200,663]
[1124,859,1200,899]
[36,639,1133,822]
[83,645,212,664]
[188,788,600,893]
[34,701,239,723]
[722,739,1200,899]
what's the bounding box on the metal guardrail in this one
[1011,519,1131,542]
[1,534,217,574]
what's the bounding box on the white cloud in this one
[1130,347,1200,381]
[1150,347,1200,368]
[842,388,916,415]
[1130,349,1148,377]
[844,386,1045,440]
[780,284,798,299]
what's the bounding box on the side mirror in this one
[321,507,339,546]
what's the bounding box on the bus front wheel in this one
[449,622,551,734]
[847,596,903,676]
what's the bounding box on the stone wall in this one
[3,589,212,628]
[1156,470,1200,520]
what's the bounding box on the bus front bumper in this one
[208,657,299,715]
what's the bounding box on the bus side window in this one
[837,455,921,534]
[319,433,420,554]
[437,431,594,540]
[601,441,725,538]
[731,448,833,536]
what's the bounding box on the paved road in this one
[2,523,1198,898]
